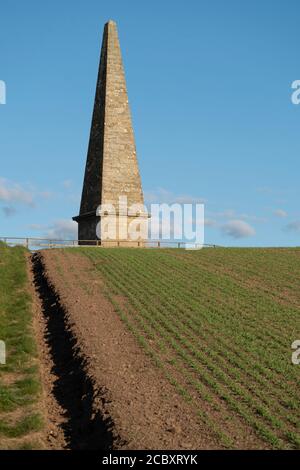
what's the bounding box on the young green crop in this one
[69,247,300,449]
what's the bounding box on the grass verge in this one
[0,242,43,449]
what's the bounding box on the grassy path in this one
[0,243,43,449]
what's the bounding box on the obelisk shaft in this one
[73,21,145,243]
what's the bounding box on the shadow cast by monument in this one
[31,252,117,450]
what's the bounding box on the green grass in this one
[0,242,43,448]
[68,246,300,449]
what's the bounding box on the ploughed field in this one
[54,247,299,449]
[0,243,299,449]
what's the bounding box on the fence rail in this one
[0,237,219,251]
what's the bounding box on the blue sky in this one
[0,0,300,246]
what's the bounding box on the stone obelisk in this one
[73,20,147,245]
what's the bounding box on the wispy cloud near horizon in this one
[0,177,35,207]
[284,220,300,233]
[221,220,256,239]
[273,209,288,218]
[29,219,77,240]
[144,187,206,205]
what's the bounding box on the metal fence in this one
[0,237,219,251]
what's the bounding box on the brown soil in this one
[29,249,221,450]
[26,253,67,449]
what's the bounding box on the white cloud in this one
[204,218,217,227]
[174,194,206,204]
[284,221,300,233]
[30,219,77,240]
[273,209,287,218]
[144,187,205,205]
[221,219,256,239]
[46,220,77,239]
[209,209,266,224]
[0,177,34,206]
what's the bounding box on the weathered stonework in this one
[73,20,147,245]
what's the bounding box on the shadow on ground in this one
[31,252,116,450]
